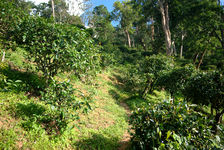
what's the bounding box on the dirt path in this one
[97,71,132,150]
[118,102,132,150]
[107,72,132,150]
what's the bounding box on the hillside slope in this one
[0,67,131,149]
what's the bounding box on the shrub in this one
[0,73,6,88]
[129,100,223,149]
[0,0,25,52]
[41,79,91,133]
[184,71,224,133]
[14,16,100,81]
[0,128,17,149]
[0,62,8,88]
[157,64,196,100]
[138,54,173,98]
[0,62,8,72]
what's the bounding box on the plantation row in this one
[125,55,224,149]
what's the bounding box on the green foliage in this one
[125,90,167,110]
[0,73,6,88]
[112,0,137,38]
[141,54,173,78]
[120,54,173,96]
[183,71,224,130]
[15,16,100,79]
[0,62,8,88]
[0,0,25,51]
[41,79,91,133]
[92,5,115,44]
[0,62,8,72]
[0,128,17,149]
[184,71,223,106]
[157,64,196,98]
[136,54,173,97]
[0,64,46,94]
[7,48,34,70]
[129,100,223,149]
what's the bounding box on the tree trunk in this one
[125,29,131,48]
[211,105,214,116]
[180,31,185,58]
[142,79,151,99]
[1,50,5,62]
[151,17,155,41]
[213,109,224,134]
[172,41,176,56]
[158,0,173,56]
[196,50,206,69]
[141,39,147,51]
[193,53,199,64]
[51,0,55,20]
[132,37,135,48]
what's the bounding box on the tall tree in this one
[90,5,114,44]
[132,0,173,54]
[158,0,173,56]
[51,0,55,19]
[113,0,137,48]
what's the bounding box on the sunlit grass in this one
[0,66,130,149]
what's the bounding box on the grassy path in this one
[72,68,132,149]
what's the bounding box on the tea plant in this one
[129,100,223,149]
[139,55,173,98]
[184,71,224,133]
[157,64,196,100]
[41,79,91,133]
[14,16,100,81]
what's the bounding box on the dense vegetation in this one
[0,0,224,149]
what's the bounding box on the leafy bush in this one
[0,62,8,72]
[184,71,224,132]
[14,16,100,80]
[121,55,173,96]
[0,73,6,88]
[0,0,25,50]
[0,62,8,88]
[129,100,223,149]
[157,64,196,99]
[41,79,91,133]
[137,54,173,98]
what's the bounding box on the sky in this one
[91,0,118,12]
[31,0,119,12]
[31,0,120,25]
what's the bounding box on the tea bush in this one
[13,16,100,81]
[184,71,224,132]
[0,62,8,88]
[137,54,173,98]
[129,100,223,149]
[157,64,196,99]
[41,79,91,133]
